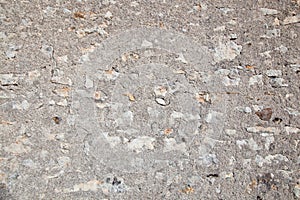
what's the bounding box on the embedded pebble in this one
[57,99,68,107]
[22,159,37,169]
[244,107,252,113]
[275,45,288,54]
[290,64,300,72]
[72,180,102,192]
[154,86,167,97]
[4,142,31,154]
[5,45,21,59]
[222,76,240,86]
[225,129,237,136]
[141,40,153,48]
[214,41,242,62]
[127,136,155,152]
[246,126,280,134]
[199,153,218,166]
[260,8,279,15]
[175,53,188,64]
[53,87,70,97]
[270,78,288,87]
[51,76,72,86]
[163,138,186,153]
[283,14,300,25]
[28,70,41,81]
[249,75,263,86]
[85,75,93,88]
[266,69,282,77]
[104,11,113,19]
[285,126,300,134]
[285,107,300,116]
[41,44,53,59]
[294,184,300,199]
[57,156,71,168]
[155,98,167,106]
[0,74,20,86]
[255,154,288,167]
[264,29,280,38]
[13,100,30,110]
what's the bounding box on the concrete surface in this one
[0,0,300,199]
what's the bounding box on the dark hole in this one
[112,177,121,185]
[206,174,219,177]
[257,196,263,200]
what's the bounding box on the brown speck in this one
[255,108,272,121]
[182,185,194,194]
[124,93,135,102]
[245,65,254,69]
[74,11,85,19]
[164,128,173,135]
[52,116,62,124]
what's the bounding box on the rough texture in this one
[0,0,299,199]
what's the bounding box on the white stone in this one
[285,126,300,134]
[28,70,41,81]
[248,138,261,150]
[73,180,102,192]
[260,8,279,15]
[130,1,139,7]
[154,86,167,97]
[222,76,240,86]
[283,14,300,25]
[290,64,300,72]
[266,69,282,77]
[249,75,263,86]
[175,53,188,64]
[294,184,300,199]
[244,107,252,113]
[103,133,121,148]
[236,140,247,149]
[285,107,300,116]
[104,11,113,19]
[265,136,274,150]
[214,41,242,62]
[141,40,153,48]
[53,87,70,97]
[163,138,186,153]
[127,136,155,152]
[155,98,167,106]
[57,99,68,107]
[13,100,30,110]
[4,142,31,154]
[264,29,280,38]
[51,76,72,86]
[225,129,237,136]
[270,78,288,87]
[275,45,288,54]
[205,111,223,123]
[57,156,71,168]
[0,74,19,85]
[85,75,93,88]
[246,126,280,134]
[214,26,226,32]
